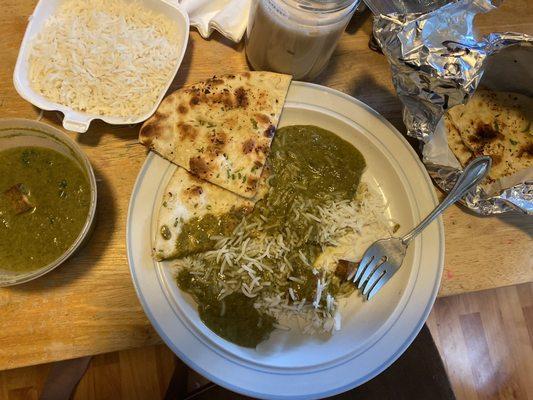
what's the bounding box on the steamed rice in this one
[28,0,180,117]
[172,182,393,336]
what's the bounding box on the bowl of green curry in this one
[0,118,97,286]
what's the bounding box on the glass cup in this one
[245,0,360,81]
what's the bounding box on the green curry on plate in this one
[173,125,366,347]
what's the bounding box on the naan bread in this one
[446,89,533,180]
[140,72,291,198]
[444,115,472,167]
[154,165,272,261]
[154,167,254,260]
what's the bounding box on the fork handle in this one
[401,156,491,245]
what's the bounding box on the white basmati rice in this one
[172,182,395,336]
[28,0,180,117]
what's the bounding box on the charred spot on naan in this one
[186,185,203,196]
[254,113,270,125]
[205,132,228,157]
[139,111,169,146]
[222,91,236,109]
[255,144,270,156]
[209,131,227,146]
[468,123,504,148]
[242,138,255,154]
[246,176,259,191]
[490,154,502,166]
[235,87,249,108]
[178,123,198,141]
[190,95,200,107]
[139,123,156,146]
[518,143,533,158]
[181,184,206,208]
[189,156,211,178]
[264,125,275,138]
[206,76,225,86]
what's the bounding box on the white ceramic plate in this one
[126,82,444,399]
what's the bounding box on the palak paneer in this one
[0,146,91,273]
[174,125,366,347]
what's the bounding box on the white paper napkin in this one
[178,0,252,43]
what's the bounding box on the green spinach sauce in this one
[176,126,366,347]
[0,146,91,273]
[170,208,249,259]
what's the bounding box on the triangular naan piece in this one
[154,167,253,260]
[140,72,291,198]
[446,89,533,180]
[154,165,272,261]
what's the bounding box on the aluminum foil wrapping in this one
[372,0,533,215]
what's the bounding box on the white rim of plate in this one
[126,81,444,399]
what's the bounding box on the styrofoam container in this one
[13,0,189,133]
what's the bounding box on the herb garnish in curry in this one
[176,125,366,347]
[0,146,91,273]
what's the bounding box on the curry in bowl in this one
[0,146,91,273]
[0,119,96,285]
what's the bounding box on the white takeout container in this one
[13,0,189,133]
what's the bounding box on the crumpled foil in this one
[372,0,533,215]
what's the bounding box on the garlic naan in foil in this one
[446,89,532,181]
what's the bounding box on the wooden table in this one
[0,0,532,372]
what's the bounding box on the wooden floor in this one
[426,283,533,400]
[1,282,532,400]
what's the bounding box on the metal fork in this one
[346,156,492,300]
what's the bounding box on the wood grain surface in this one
[427,282,533,400]
[1,282,531,400]
[0,0,532,371]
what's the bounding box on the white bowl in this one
[13,0,189,133]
